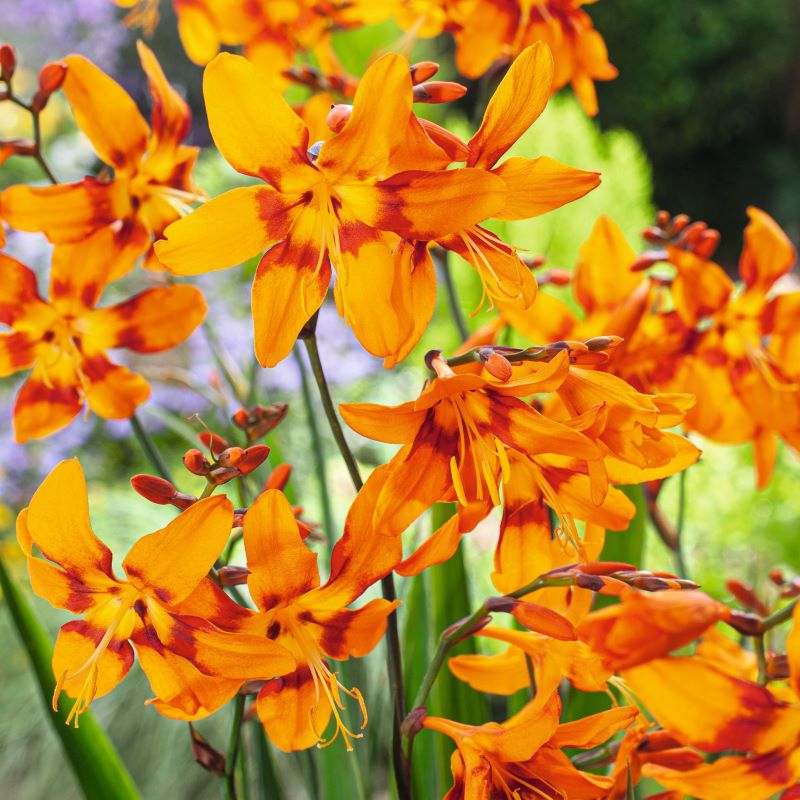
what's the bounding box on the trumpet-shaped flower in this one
[422,692,636,799]
[341,352,601,536]
[0,247,206,441]
[155,51,505,367]
[1,42,201,277]
[241,474,401,751]
[18,459,296,725]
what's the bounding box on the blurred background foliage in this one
[1,1,800,798]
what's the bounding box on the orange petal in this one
[467,42,554,169]
[0,331,37,377]
[13,364,82,442]
[0,252,52,329]
[0,178,129,243]
[448,647,530,696]
[303,598,400,660]
[203,53,314,188]
[82,355,151,420]
[339,400,426,444]
[122,495,234,604]
[244,489,319,611]
[340,168,506,241]
[63,54,148,173]
[156,185,292,275]
[176,3,220,65]
[257,665,332,752]
[551,706,637,748]
[788,603,800,697]
[740,206,796,292]
[251,234,330,367]
[84,285,206,354]
[512,602,577,641]
[396,513,462,576]
[492,156,600,220]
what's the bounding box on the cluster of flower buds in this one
[232,403,288,443]
[434,336,625,381]
[541,561,700,595]
[769,569,800,599]
[572,728,703,771]
[183,431,270,486]
[633,210,721,271]
[0,43,66,113]
[282,63,359,97]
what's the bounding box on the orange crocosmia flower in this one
[422,692,636,799]
[1,41,201,278]
[242,474,402,751]
[451,0,617,116]
[17,459,296,726]
[0,247,205,442]
[576,589,729,672]
[155,51,505,367]
[622,653,800,800]
[340,352,601,536]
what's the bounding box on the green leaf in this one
[0,554,140,800]
[426,504,489,792]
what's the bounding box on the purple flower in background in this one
[0,0,127,72]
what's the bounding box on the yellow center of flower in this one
[53,585,139,727]
[281,613,367,751]
[39,316,91,397]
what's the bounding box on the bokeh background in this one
[1,2,800,797]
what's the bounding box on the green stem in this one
[294,345,336,547]
[225,694,246,800]
[130,412,174,483]
[204,320,249,407]
[673,469,689,578]
[434,248,470,343]
[755,634,768,686]
[301,327,410,800]
[761,597,799,631]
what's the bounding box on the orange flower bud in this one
[484,352,512,382]
[538,268,572,286]
[130,474,177,504]
[217,565,251,586]
[669,213,690,235]
[413,81,467,104]
[769,569,785,586]
[327,103,352,132]
[642,226,665,244]
[183,448,210,475]
[237,444,270,474]
[631,249,667,271]
[584,335,624,352]
[656,209,670,227]
[410,61,439,84]
[726,578,768,615]
[265,463,292,490]
[32,61,67,112]
[0,43,16,81]
[693,228,720,258]
[640,731,683,752]
[217,446,244,467]
[580,560,637,575]
[198,430,229,455]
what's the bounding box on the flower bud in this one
[410,61,439,84]
[198,430,229,456]
[580,560,637,575]
[642,226,665,244]
[484,351,512,382]
[656,210,670,227]
[265,463,292,490]
[32,61,67,112]
[631,249,667,271]
[412,81,467,104]
[484,596,518,613]
[232,403,288,441]
[693,228,720,258]
[326,103,352,132]
[130,474,177,504]
[584,335,624,352]
[724,609,762,636]
[237,444,270,474]
[208,466,240,485]
[575,573,607,591]
[183,448,210,475]
[538,268,572,286]
[0,44,17,82]
[726,578,768,615]
[217,446,244,468]
[217,565,250,586]
[669,213,690,235]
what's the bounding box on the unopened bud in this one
[538,268,571,286]
[217,565,250,586]
[237,444,270,475]
[693,229,720,258]
[32,61,67,112]
[208,466,239,485]
[726,578,768,615]
[131,474,177,505]
[189,727,226,776]
[327,103,352,132]
[580,561,636,575]
[656,210,670,228]
[640,731,682,752]
[217,446,245,468]
[669,213,690,235]
[485,596,518,613]
[629,576,670,591]
[198,430,229,455]
[631,249,667,271]
[521,254,547,270]
[642,226,665,244]
[575,573,606,591]
[265,463,292,490]
[183,448,210,475]
[584,335,624,352]
[484,351,512,382]
[0,44,16,81]
[413,81,467,104]
[725,609,762,636]
[232,403,288,441]
[769,569,785,586]
[410,61,439,84]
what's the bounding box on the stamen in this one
[495,437,511,484]
[450,456,469,506]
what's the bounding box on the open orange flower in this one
[155,51,504,367]
[1,42,201,277]
[17,459,296,725]
[422,691,636,799]
[241,474,401,751]
[341,352,600,536]
[0,247,205,441]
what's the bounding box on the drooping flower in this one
[0,247,206,441]
[341,351,600,536]
[155,51,505,367]
[240,471,402,751]
[421,691,637,799]
[17,459,296,725]
[1,41,201,276]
